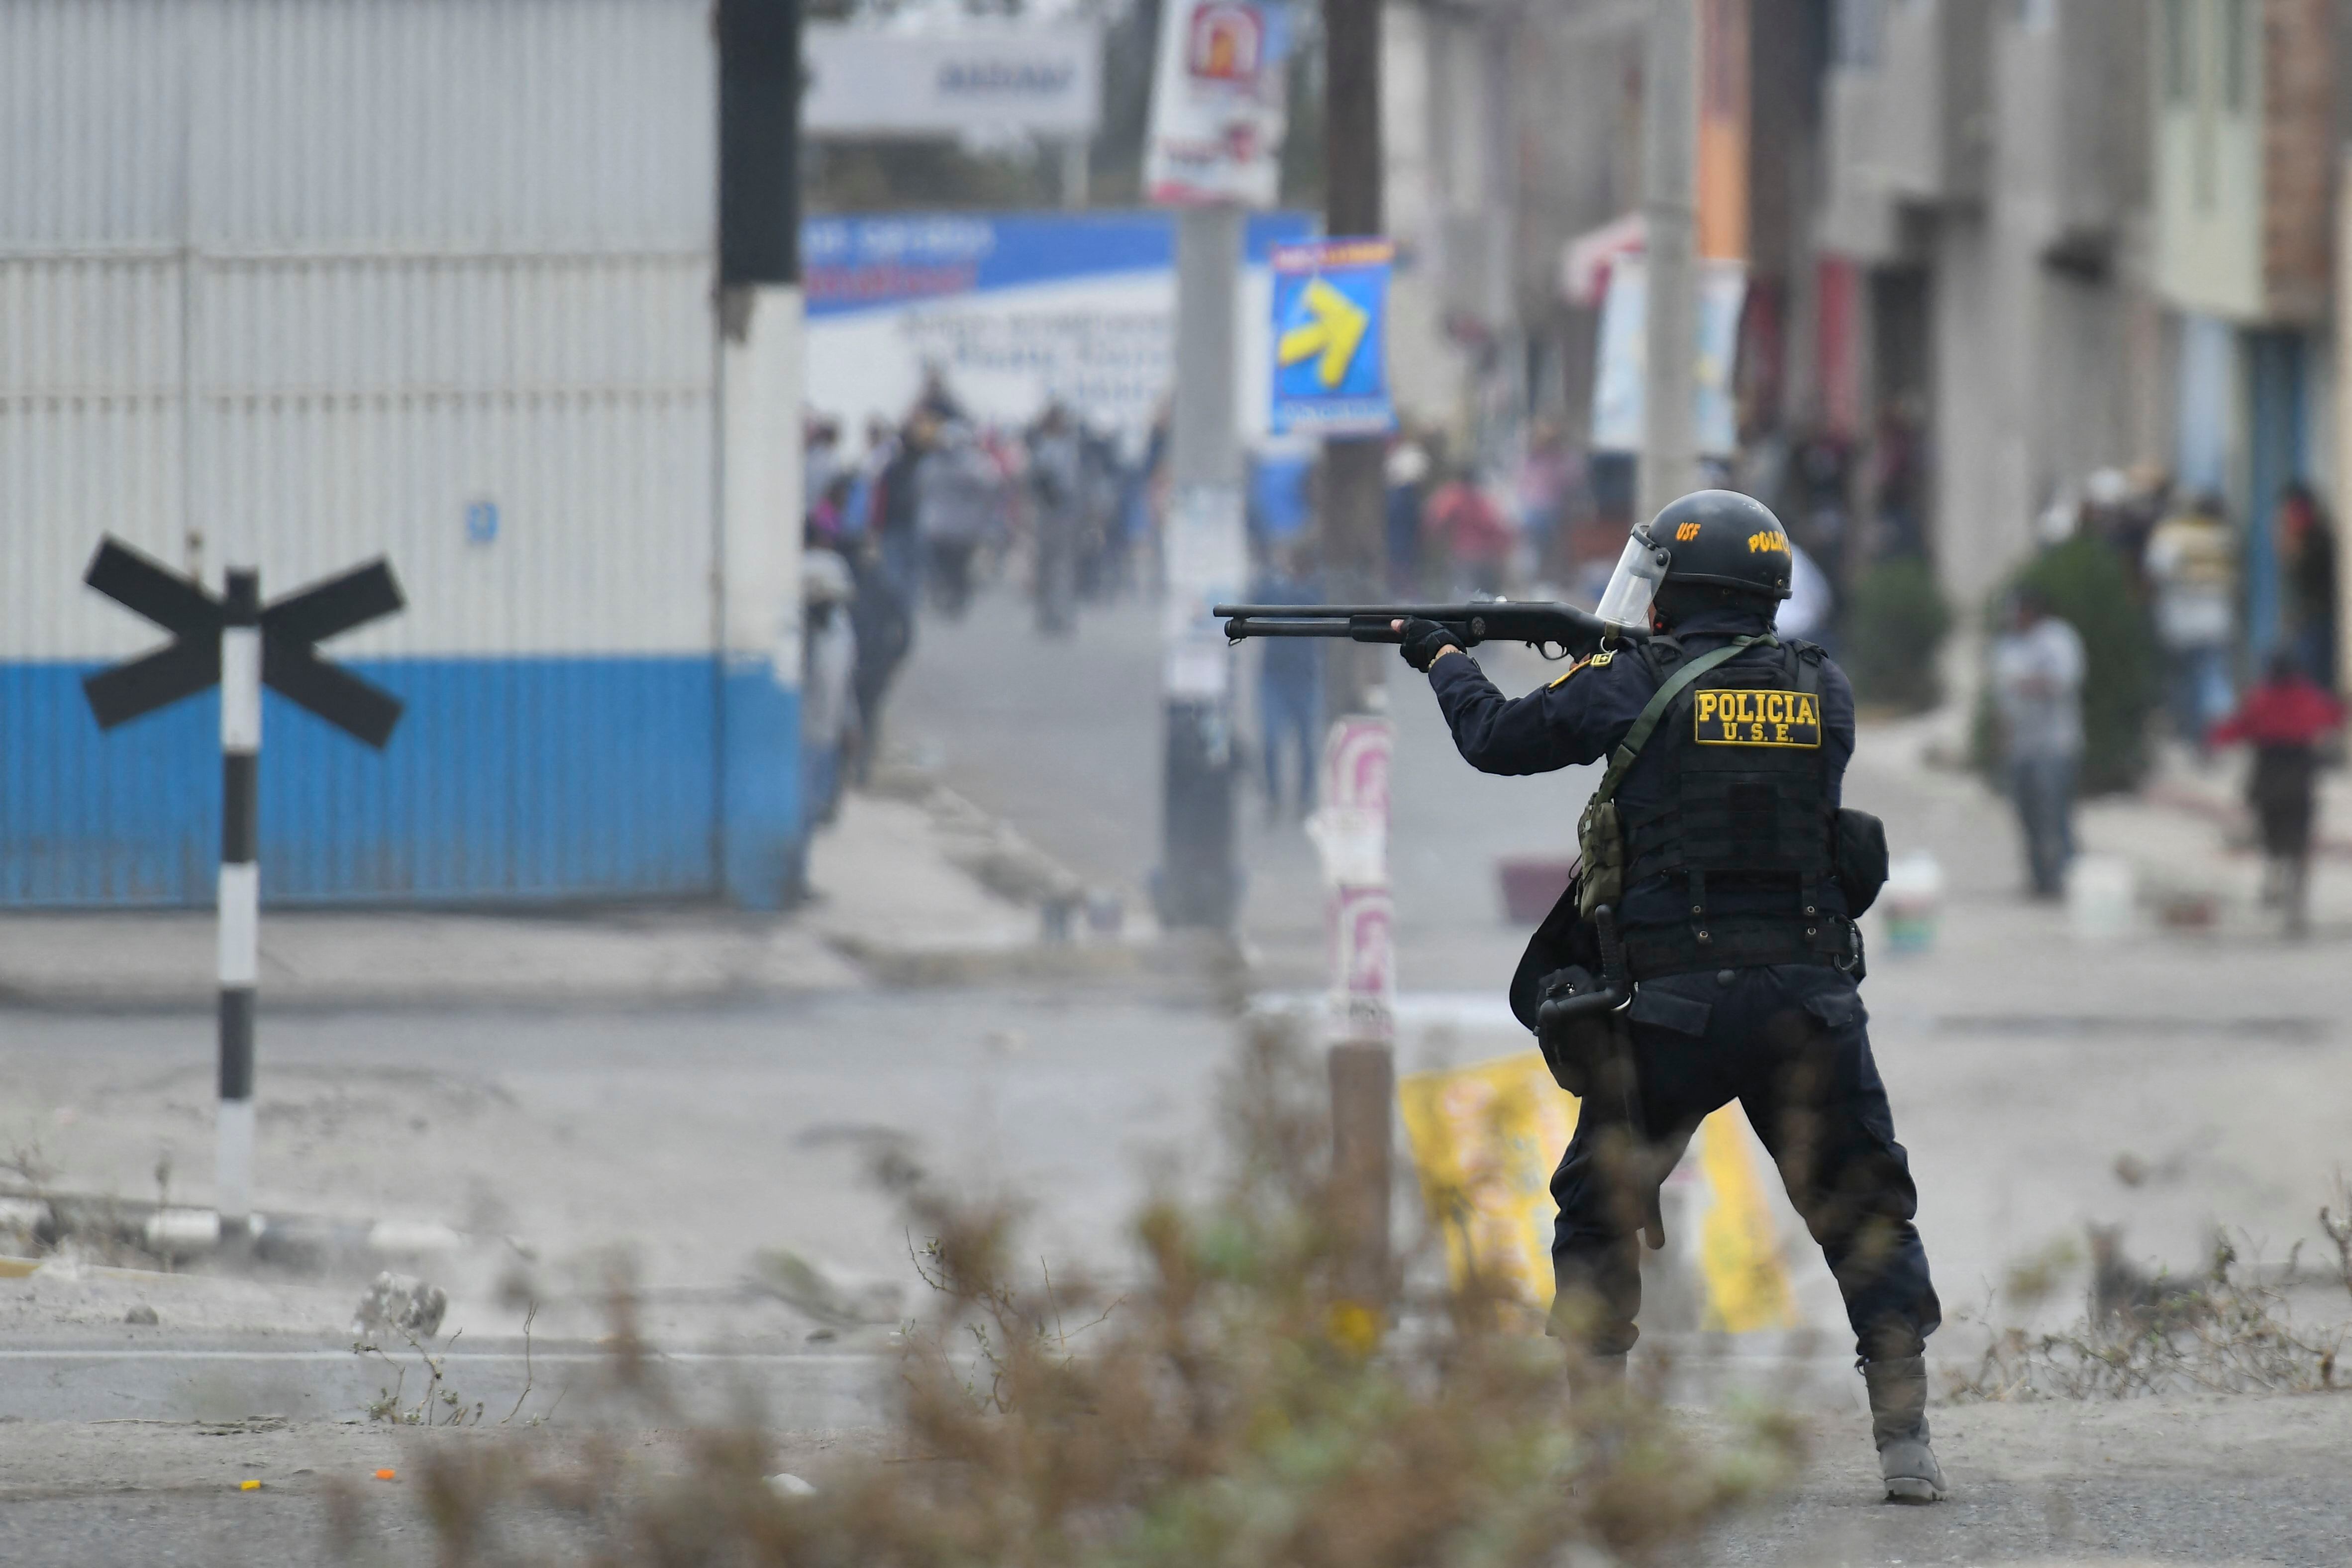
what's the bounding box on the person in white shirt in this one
[1989,588,2087,898]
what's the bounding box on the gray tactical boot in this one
[1863,1356,1947,1503]
[1560,1352,1632,1489]
[1566,1351,1628,1401]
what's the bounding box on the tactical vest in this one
[1576,635,1849,977]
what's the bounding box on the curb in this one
[824,933,1148,989]
[0,913,867,1015]
[0,786,1147,1012]
[2,1191,472,1277]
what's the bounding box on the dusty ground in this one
[0,989,1234,1350]
[0,1418,888,1566]
[1698,1391,2352,1567]
[0,1389,2344,1566]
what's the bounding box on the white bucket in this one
[2067,855,2136,941]
[1879,850,1945,954]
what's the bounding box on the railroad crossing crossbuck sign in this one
[81,535,406,1235]
[83,537,405,744]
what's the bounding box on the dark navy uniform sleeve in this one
[1817,652,1856,811]
[1424,649,1654,775]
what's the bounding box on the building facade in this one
[0,0,807,908]
[1393,0,2352,682]
[2151,0,2341,663]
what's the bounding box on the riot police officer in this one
[1392,490,1946,1504]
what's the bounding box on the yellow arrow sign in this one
[1278,277,1370,389]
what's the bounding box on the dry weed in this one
[394,1020,1803,1566]
[1949,1215,2352,1403]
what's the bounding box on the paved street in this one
[3,989,1232,1318]
[890,576,1607,993]
[897,586,2352,1320]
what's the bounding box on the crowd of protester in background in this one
[797,369,1160,823]
[803,368,2346,903]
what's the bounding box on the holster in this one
[1534,956,1666,1251]
[1533,964,1622,1097]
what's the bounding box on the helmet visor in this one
[1594,527,1670,627]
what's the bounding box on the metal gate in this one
[0,0,724,904]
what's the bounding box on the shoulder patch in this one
[1545,657,1593,689]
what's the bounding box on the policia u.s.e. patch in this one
[1694,688,1822,748]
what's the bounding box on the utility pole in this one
[1640,0,1700,523]
[2337,144,2352,696]
[1481,18,1521,473]
[1323,0,1386,716]
[1320,0,1392,1309]
[1158,204,1244,929]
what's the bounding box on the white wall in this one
[0,0,718,665]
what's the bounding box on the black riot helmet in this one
[1592,489,1794,628]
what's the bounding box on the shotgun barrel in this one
[1213,601,1648,659]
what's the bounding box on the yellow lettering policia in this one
[1694,687,1822,747]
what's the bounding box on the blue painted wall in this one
[720,656,805,912]
[2244,329,2309,663]
[0,655,729,906]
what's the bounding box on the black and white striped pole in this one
[82,538,404,1235]
[216,568,262,1229]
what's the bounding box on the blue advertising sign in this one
[800,210,1314,439]
[1269,237,1394,435]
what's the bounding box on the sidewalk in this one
[1865,709,2352,934]
[0,784,1146,1011]
[2135,736,2352,857]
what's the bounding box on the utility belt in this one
[1621,913,1861,981]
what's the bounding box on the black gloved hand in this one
[1395,617,1461,673]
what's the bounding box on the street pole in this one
[1322,0,1386,717]
[216,568,260,1235]
[1320,0,1392,1307]
[1157,204,1243,929]
[1640,0,1700,524]
[1481,17,1521,473]
[2336,143,2352,693]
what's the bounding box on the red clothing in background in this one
[2207,676,2346,749]
[2209,672,2344,864]
[1422,481,1513,565]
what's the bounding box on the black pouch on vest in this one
[1835,807,1889,916]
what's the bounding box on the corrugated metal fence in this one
[0,0,726,904]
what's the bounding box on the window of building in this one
[1833,0,1884,68]
[2164,0,2191,104]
